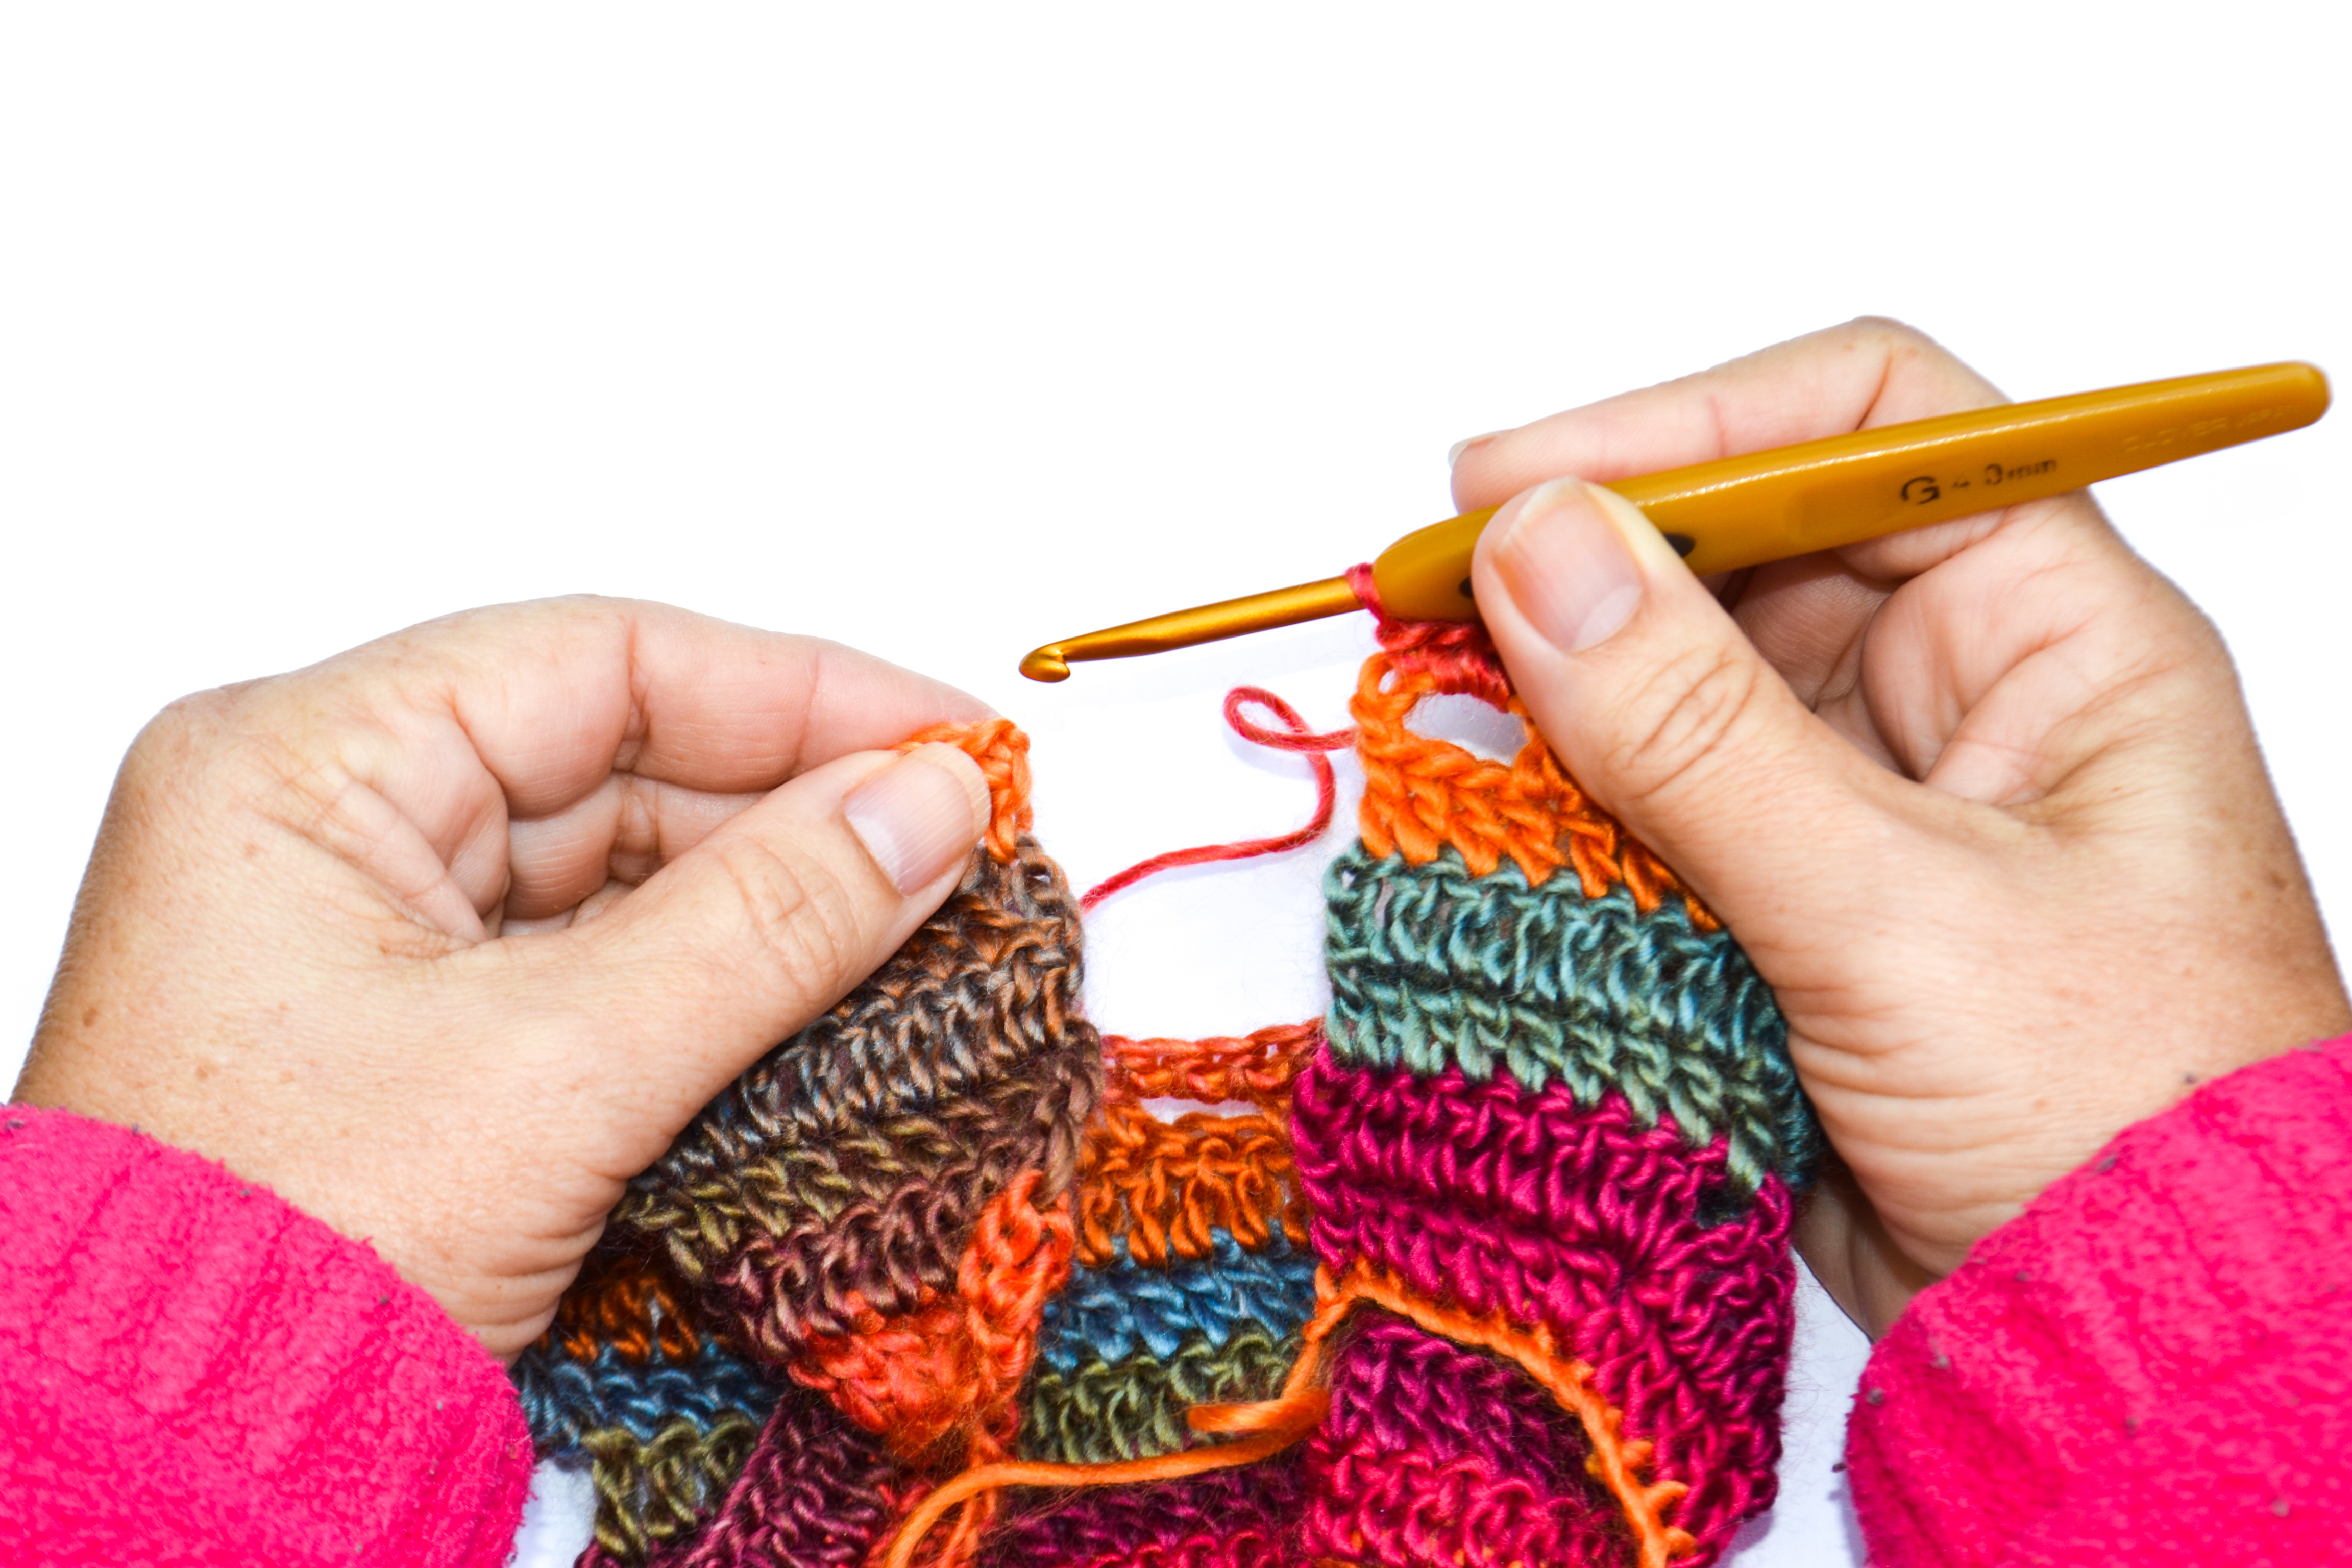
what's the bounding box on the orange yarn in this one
[879,1394,1331,1568]
[552,1246,701,1365]
[791,1171,1073,1568]
[1351,653,1713,929]
[1074,1101,1309,1269]
[899,717,1033,864]
[795,1298,974,1461]
[876,1259,1696,1568]
[1290,1264,1697,1568]
[1101,1020,1324,1111]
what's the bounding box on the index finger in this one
[377,596,991,816]
[1450,317,2010,513]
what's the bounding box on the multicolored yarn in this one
[1322,851,1814,1193]
[512,719,1100,1565]
[514,608,1820,1567]
[1021,1021,1322,1473]
[1268,619,1814,1566]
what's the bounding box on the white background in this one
[4,6,2344,1563]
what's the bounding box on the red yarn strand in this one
[1080,687,1353,912]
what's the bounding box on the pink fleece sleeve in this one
[1846,1034,2352,1563]
[0,1106,533,1566]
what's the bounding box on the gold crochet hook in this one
[1018,361,2330,681]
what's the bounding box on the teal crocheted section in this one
[1324,844,1819,1192]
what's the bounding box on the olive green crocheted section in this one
[1019,1325,1296,1465]
[581,1410,762,1562]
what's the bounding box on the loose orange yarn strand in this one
[878,1396,1332,1568]
[1304,1266,1697,1568]
[878,1260,1694,1568]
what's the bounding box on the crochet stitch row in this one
[1324,846,1816,1193]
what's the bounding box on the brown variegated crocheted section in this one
[612,834,1102,1359]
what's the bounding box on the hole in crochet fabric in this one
[1141,1096,1261,1122]
[1407,692,1526,761]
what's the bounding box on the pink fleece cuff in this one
[1847,1035,2352,1564]
[0,1106,533,1566]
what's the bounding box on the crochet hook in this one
[1018,361,2330,681]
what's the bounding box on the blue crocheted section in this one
[1035,1230,1317,1376]
[1325,844,1819,1192]
[513,1338,781,1459]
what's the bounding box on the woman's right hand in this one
[1457,319,2351,1334]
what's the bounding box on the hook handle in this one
[1371,361,2330,621]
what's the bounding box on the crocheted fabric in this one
[512,623,1821,1567]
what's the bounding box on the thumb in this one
[1472,477,1891,918]
[538,741,992,1130]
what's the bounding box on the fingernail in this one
[843,744,988,894]
[1489,477,1645,651]
[1448,432,1502,469]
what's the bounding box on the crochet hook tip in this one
[1019,646,1072,682]
[1017,577,1363,683]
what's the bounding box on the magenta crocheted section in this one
[1295,1313,1632,1564]
[1292,1059,1797,1559]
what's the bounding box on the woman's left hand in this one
[16,596,993,1359]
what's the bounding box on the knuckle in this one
[129,687,232,762]
[1837,314,1953,374]
[1605,642,1766,808]
[1846,312,1928,345]
[710,836,860,1010]
[119,684,263,803]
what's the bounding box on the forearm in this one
[1847,1034,2352,1563]
[0,1106,532,1565]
